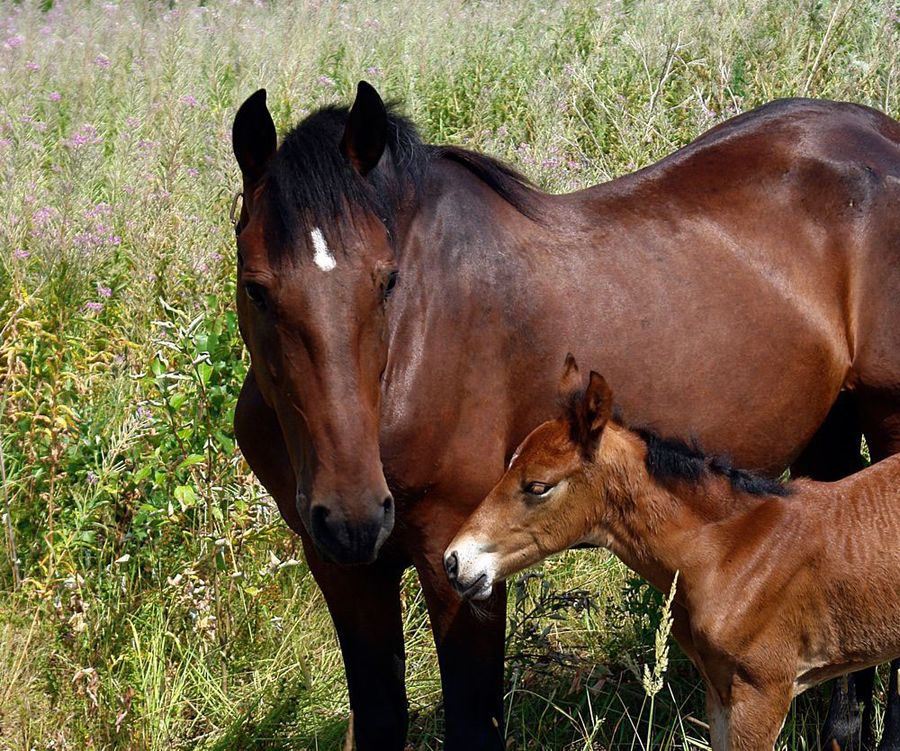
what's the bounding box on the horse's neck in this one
[388,159,551,386]
[592,427,760,595]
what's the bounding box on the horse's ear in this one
[232,89,276,184]
[581,370,612,443]
[341,81,387,176]
[558,353,582,401]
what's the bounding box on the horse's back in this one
[567,98,900,408]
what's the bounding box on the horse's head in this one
[231,83,409,564]
[444,355,614,598]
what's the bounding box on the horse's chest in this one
[379,402,509,511]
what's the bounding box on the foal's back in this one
[703,454,900,689]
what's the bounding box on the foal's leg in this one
[726,681,792,751]
[791,392,874,751]
[234,372,410,750]
[705,686,729,751]
[860,390,900,751]
[413,509,506,751]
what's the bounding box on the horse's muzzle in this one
[308,494,394,565]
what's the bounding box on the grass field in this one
[0,0,897,748]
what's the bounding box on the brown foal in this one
[445,356,900,750]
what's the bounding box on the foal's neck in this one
[590,425,768,595]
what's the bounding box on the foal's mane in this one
[561,391,790,498]
[633,428,791,497]
[263,103,538,255]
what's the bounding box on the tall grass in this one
[0,1,896,748]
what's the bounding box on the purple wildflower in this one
[25,60,39,72]
[94,54,111,69]
[96,283,112,298]
[365,66,382,78]
[84,302,104,313]
[48,91,61,102]
[84,203,112,220]
[186,167,199,178]
[318,75,336,88]
[64,124,101,149]
[14,249,29,259]
[32,206,57,226]
[180,94,198,107]
[5,34,24,49]
[86,470,99,485]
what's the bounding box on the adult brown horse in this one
[230,81,900,750]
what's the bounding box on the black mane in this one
[263,103,538,255]
[634,427,791,497]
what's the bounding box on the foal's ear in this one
[558,352,582,400]
[341,80,388,176]
[578,371,613,452]
[232,89,277,184]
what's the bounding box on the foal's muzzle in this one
[443,544,495,601]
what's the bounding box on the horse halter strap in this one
[229,190,243,236]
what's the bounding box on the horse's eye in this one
[524,481,554,498]
[244,282,268,310]
[383,270,399,300]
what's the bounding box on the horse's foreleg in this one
[823,672,875,751]
[303,544,410,751]
[235,371,410,749]
[416,548,506,751]
[878,661,900,751]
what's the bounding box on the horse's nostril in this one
[444,550,459,581]
[310,503,331,536]
[382,495,393,513]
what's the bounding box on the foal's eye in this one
[383,270,399,300]
[524,481,554,498]
[244,282,268,310]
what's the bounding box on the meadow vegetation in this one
[0,0,897,748]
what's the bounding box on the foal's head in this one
[231,83,413,564]
[444,355,621,599]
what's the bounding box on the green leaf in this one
[173,485,197,510]
[177,453,207,471]
[197,361,214,387]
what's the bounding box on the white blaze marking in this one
[310,227,336,271]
